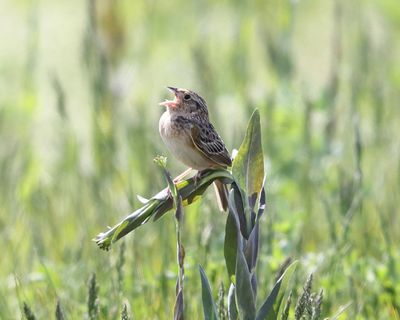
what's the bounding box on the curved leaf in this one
[235,249,256,320]
[224,190,240,279]
[256,261,298,320]
[199,266,219,320]
[244,219,260,272]
[227,283,238,320]
[232,109,264,203]
[94,168,233,250]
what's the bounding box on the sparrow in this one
[159,87,232,211]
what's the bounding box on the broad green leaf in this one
[256,261,298,320]
[244,220,259,272]
[224,189,242,279]
[95,200,160,250]
[153,169,234,221]
[251,273,257,302]
[113,220,131,242]
[235,249,256,320]
[232,182,249,239]
[232,109,264,202]
[199,266,219,320]
[224,204,238,279]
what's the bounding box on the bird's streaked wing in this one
[189,122,232,167]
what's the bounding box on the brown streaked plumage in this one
[159,87,231,211]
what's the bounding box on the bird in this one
[159,86,232,211]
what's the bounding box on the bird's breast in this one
[159,111,212,170]
[159,111,179,139]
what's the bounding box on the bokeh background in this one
[1,0,399,318]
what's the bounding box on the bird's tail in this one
[213,179,229,212]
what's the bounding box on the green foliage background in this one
[1,0,399,318]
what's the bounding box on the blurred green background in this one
[1,0,399,318]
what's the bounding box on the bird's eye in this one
[183,94,191,100]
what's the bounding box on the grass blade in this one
[235,249,256,319]
[22,302,36,320]
[199,265,219,320]
[256,261,298,320]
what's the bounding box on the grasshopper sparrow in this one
[159,87,232,211]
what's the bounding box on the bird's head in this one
[159,87,208,117]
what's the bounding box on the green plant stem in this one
[94,169,233,250]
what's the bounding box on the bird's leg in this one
[193,170,206,187]
[173,168,193,183]
[167,168,193,200]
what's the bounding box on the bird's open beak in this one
[159,87,179,108]
[167,86,178,93]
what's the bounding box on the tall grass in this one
[0,0,399,318]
